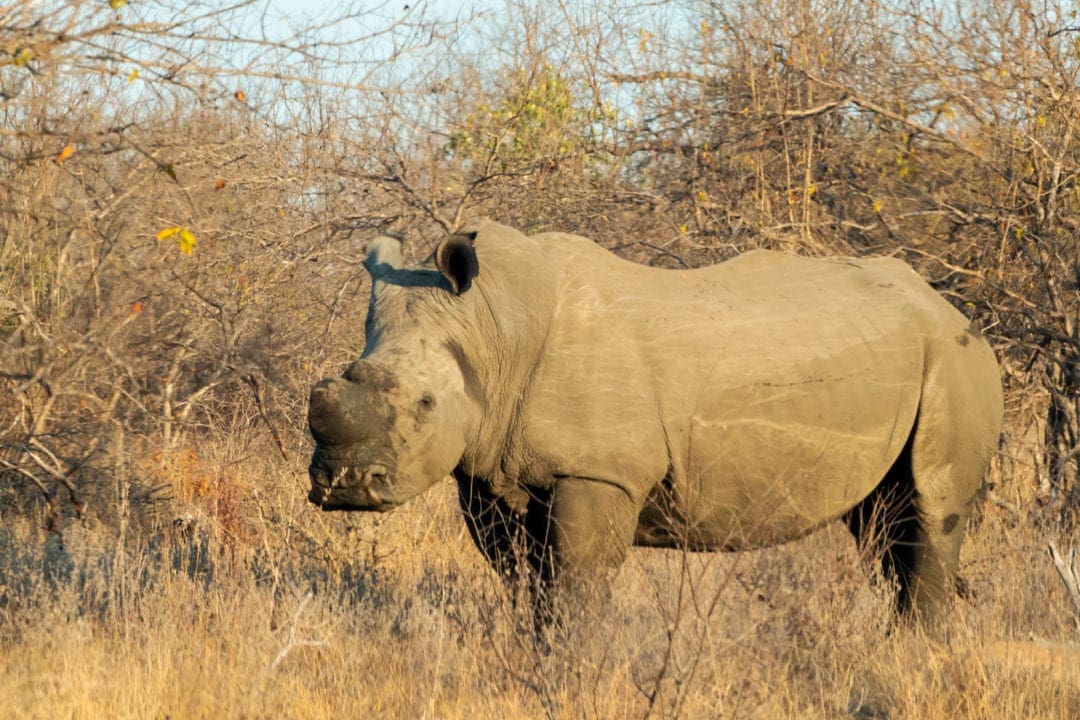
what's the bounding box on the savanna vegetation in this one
[0,0,1078,717]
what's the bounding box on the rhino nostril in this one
[310,379,333,401]
[363,464,388,485]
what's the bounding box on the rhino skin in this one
[307,220,1003,625]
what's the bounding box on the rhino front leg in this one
[534,478,640,629]
[455,469,540,591]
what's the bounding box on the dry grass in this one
[0,432,1075,720]
[1,2,1078,716]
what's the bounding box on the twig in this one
[24,437,95,519]
[269,592,327,671]
[636,240,689,269]
[1048,542,1080,631]
[245,373,289,462]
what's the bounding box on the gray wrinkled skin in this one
[307,220,1003,626]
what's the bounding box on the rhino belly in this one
[635,373,920,551]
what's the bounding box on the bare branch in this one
[1048,543,1080,630]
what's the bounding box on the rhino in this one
[307,220,1003,626]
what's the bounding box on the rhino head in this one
[307,232,481,511]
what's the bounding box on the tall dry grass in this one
[0,429,1075,719]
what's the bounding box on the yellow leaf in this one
[55,145,74,164]
[156,226,182,241]
[179,229,196,255]
[872,200,882,213]
[13,49,32,67]
[678,224,688,235]
[128,68,139,82]
[639,29,652,53]
[110,0,128,8]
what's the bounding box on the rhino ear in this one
[364,236,404,276]
[436,232,479,295]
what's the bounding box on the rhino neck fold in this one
[446,232,556,482]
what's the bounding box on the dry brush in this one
[1,0,1079,717]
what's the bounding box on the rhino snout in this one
[308,378,369,446]
[362,463,388,487]
[308,461,396,511]
[308,379,345,444]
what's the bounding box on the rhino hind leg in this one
[848,390,993,624]
[845,432,926,617]
[846,427,973,623]
[902,346,1000,623]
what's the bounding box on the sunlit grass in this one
[0,437,1075,719]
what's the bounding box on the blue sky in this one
[264,0,494,28]
[249,0,500,71]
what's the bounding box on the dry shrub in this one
[0,453,1078,718]
[2,0,1080,717]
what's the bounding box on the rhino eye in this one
[418,393,436,411]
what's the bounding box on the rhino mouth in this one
[308,459,397,512]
